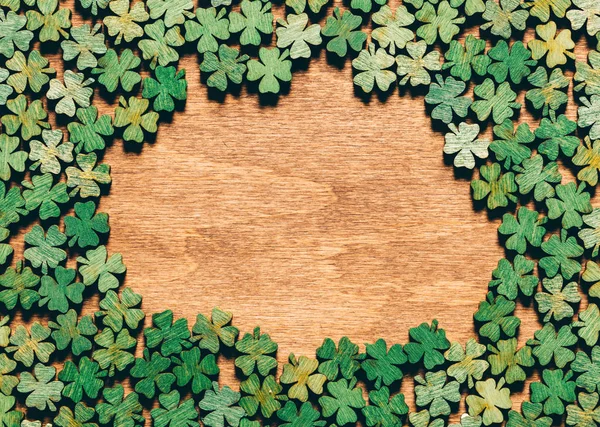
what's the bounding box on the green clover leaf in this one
[199,381,245,427]
[276,13,321,59]
[48,309,97,356]
[229,0,274,46]
[61,23,107,70]
[17,363,63,412]
[321,7,366,57]
[352,43,395,93]
[396,41,441,86]
[184,7,230,54]
[24,225,67,274]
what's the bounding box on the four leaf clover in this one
[416,1,465,44]
[371,5,414,55]
[318,377,365,425]
[489,255,538,300]
[352,43,395,93]
[404,320,450,370]
[49,309,97,355]
[6,50,55,93]
[426,75,472,124]
[191,307,239,353]
[24,224,67,274]
[466,378,512,426]
[396,41,441,86]
[444,34,491,81]
[415,370,461,417]
[96,287,145,331]
[488,338,534,384]
[276,13,322,59]
[0,261,39,310]
[67,105,114,153]
[65,152,111,198]
[472,79,521,124]
[481,0,528,39]
[77,245,126,292]
[92,48,142,93]
[38,266,84,313]
[201,45,249,91]
[185,7,230,54]
[114,96,159,143]
[280,353,326,401]
[17,363,64,411]
[444,122,489,169]
[0,10,33,58]
[247,47,293,94]
[8,322,54,366]
[1,95,49,140]
[104,0,149,44]
[531,369,576,415]
[200,381,245,427]
[64,200,109,248]
[61,23,107,70]
[138,20,185,69]
[488,40,537,84]
[47,71,94,117]
[229,0,274,46]
[321,7,366,57]
[28,129,73,175]
[235,326,278,376]
[25,0,71,42]
[96,385,145,426]
[471,162,517,210]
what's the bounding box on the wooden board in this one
[96,49,549,401]
[10,9,596,416]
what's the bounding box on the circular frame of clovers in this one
[1,0,600,426]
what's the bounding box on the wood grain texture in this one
[13,10,598,415]
[98,50,538,370]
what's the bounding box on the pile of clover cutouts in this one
[1,0,600,425]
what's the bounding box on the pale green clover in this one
[276,13,321,60]
[46,70,94,117]
[66,152,111,198]
[147,0,194,28]
[0,133,26,181]
[25,0,71,42]
[23,224,67,274]
[0,10,33,58]
[396,41,441,86]
[200,45,249,91]
[371,5,415,55]
[481,0,529,39]
[444,122,489,169]
[247,47,292,94]
[61,23,107,70]
[567,0,600,36]
[416,0,465,45]
[104,0,149,44]
[5,50,55,93]
[29,129,74,175]
[352,43,395,93]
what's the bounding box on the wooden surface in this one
[98,49,546,395]
[16,12,597,415]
